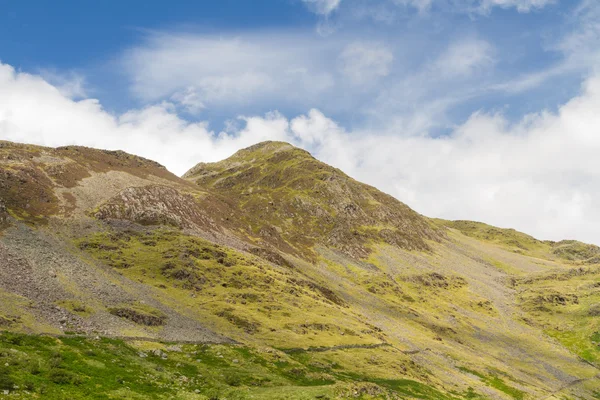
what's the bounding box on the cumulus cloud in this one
[0,63,286,175]
[38,69,88,99]
[1,61,599,245]
[290,87,600,245]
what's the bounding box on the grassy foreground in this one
[0,332,471,399]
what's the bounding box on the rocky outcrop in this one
[95,185,217,230]
[0,200,8,229]
[552,240,600,264]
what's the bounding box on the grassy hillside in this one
[75,227,381,348]
[184,141,441,261]
[1,140,600,399]
[436,219,600,264]
[0,332,471,399]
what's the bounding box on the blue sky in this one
[1,0,600,244]
[0,0,582,125]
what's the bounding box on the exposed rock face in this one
[0,200,8,229]
[0,140,185,225]
[95,185,216,230]
[109,307,166,326]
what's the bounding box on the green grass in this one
[552,240,600,263]
[76,228,378,348]
[515,267,600,365]
[56,300,94,317]
[184,141,438,261]
[457,367,524,399]
[437,219,600,265]
[485,376,524,400]
[0,332,471,399]
[435,219,553,259]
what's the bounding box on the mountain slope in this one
[436,219,600,264]
[184,141,441,260]
[0,139,599,399]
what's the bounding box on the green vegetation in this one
[56,300,94,317]
[437,219,600,265]
[552,240,600,263]
[457,367,524,399]
[76,228,378,348]
[184,141,440,261]
[515,267,600,364]
[3,139,600,398]
[0,332,461,399]
[434,220,551,257]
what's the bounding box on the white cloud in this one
[391,0,556,14]
[557,0,600,62]
[476,1,600,95]
[170,87,206,114]
[338,42,394,85]
[476,0,556,14]
[122,32,336,111]
[0,63,287,175]
[291,80,600,245]
[432,37,495,77]
[302,0,342,15]
[364,37,495,135]
[38,69,88,99]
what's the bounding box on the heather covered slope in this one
[0,140,599,398]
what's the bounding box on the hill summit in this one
[184,141,441,260]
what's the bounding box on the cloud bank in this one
[1,61,599,245]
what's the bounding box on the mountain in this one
[183,141,441,260]
[0,139,599,399]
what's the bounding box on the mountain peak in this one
[235,140,299,154]
[185,141,441,260]
[183,141,308,179]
